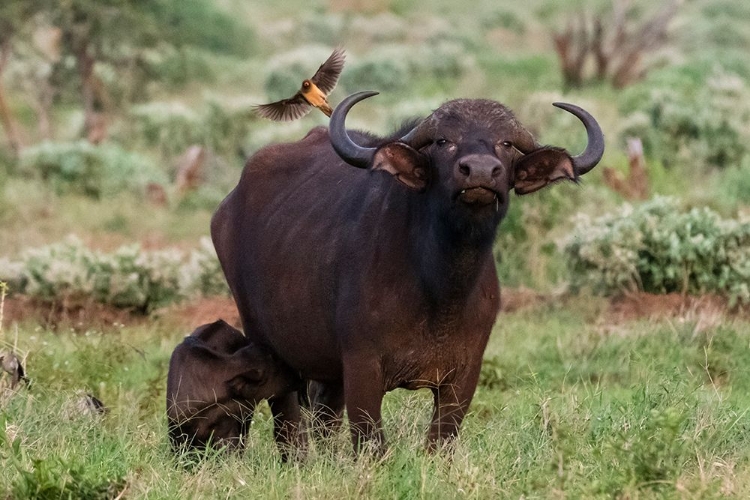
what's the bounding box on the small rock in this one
[0,350,28,388]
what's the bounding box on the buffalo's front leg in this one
[308,381,345,438]
[427,377,478,450]
[269,391,306,462]
[343,355,385,454]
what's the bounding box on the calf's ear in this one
[513,147,577,195]
[372,142,429,191]
[226,368,265,397]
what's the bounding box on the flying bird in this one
[254,48,346,121]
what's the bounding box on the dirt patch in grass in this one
[500,286,548,312]
[608,292,734,322]
[1,294,240,333]
[2,290,745,333]
[156,295,241,331]
[1,295,145,332]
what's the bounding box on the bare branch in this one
[550,0,681,89]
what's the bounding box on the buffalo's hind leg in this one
[269,391,306,462]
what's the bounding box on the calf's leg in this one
[269,391,306,462]
[308,381,345,438]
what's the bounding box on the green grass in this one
[2,303,750,498]
[1,0,750,496]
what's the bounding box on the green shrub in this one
[348,12,407,44]
[145,46,218,89]
[202,99,256,157]
[481,9,526,34]
[182,236,229,297]
[618,67,750,169]
[717,156,750,208]
[344,48,411,92]
[17,141,166,199]
[151,0,256,57]
[702,0,750,21]
[174,185,227,212]
[341,42,472,94]
[0,147,14,178]
[563,196,750,304]
[99,244,186,311]
[126,98,255,159]
[296,12,346,47]
[127,102,203,158]
[494,181,606,289]
[3,236,228,313]
[477,54,560,99]
[682,1,750,59]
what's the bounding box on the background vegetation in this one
[1,0,749,295]
[1,0,750,497]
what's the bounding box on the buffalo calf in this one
[166,320,296,451]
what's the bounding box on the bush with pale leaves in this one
[563,196,750,305]
[2,237,228,313]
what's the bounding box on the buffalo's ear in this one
[372,142,429,191]
[514,147,577,195]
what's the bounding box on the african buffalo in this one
[211,91,604,454]
[166,319,297,451]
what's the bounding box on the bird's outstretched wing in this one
[254,94,312,121]
[311,47,346,95]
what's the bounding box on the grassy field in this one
[2,297,750,499]
[1,0,750,498]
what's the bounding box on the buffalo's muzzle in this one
[458,187,498,206]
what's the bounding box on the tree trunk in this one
[0,38,23,156]
[553,25,584,89]
[31,80,55,140]
[74,40,107,143]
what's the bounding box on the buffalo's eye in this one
[436,138,448,147]
[495,141,513,155]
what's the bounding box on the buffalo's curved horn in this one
[552,102,605,176]
[329,91,379,169]
[399,116,434,150]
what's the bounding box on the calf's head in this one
[330,92,604,236]
[166,320,296,451]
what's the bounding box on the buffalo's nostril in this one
[459,163,471,176]
[492,165,502,176]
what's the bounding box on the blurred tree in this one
[0,36,22,156]
[0,0,255,146]
[13,25,61,141]
[0,0,47,155]
[48,0,164,143]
